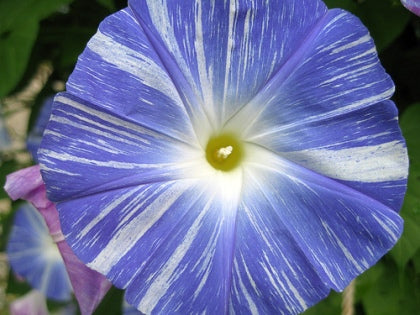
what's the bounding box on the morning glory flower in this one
[5,165,112,315]
[7,203,72,301]
[38,0,408,313]
[401,0,420,15]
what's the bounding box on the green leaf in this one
[358,260,420,315]
[0,0,74,98]
[390,201,420,269]
[302,291,342,315]
[412,248,420,274]
[324,0,410,52]
[0,0,74,31]
[6,270,32,297]
[92,286,124,315]
[55,26,104,69]
[0,20,39,98]
[354,260,386,303]
[390,103,420,269]
[96,0,116,12]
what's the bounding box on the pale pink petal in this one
[57,241,112,315]
[4,165,44,204]
[10,290,48,315]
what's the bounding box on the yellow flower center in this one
[205,133,243,171]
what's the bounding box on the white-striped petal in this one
[58,171,243,314]
[129,0,328,128]
[39,93,208,202]
[241,146,403,292]
[66,8,208,145]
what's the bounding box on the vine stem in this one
[342,279,356,315]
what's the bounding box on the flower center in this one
[205,133,243,171]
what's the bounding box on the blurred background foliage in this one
[0,0,419,314]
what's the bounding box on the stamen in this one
[214,146,233,161]
[205,133,243,171]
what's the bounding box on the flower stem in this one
[342,279,355,315]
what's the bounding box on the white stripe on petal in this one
[331,34,372,54]
[138,194,215,313]
[371,213,399,242]
[233,258,259,315]
[87,28,180,104]
[78,188,142,239]
[281,140,408,182]
[40,150,173,170]
[194,0,215,120]
[321,220,365,272]
[54,94,185,144]
[89,182,191,273]
[144,0,200,96]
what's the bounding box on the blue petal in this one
[39,93,207,202]
[225,9,407,211]
[243,147,403,292]
[228,9,395,136]
[6,204,72,301]
[66,8,206,145]
[128,0,327,128]
[254,100,407,212]
[232,178,329,314]
[57,174,242,314]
